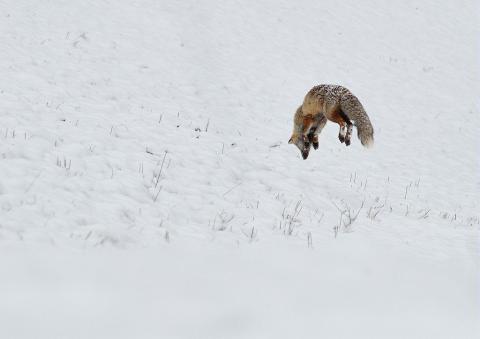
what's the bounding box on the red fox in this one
[288,84,374,159]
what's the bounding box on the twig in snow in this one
[419,209,431,219]
[154,151,168,189]
[331,199,364,234]
[223,182,242,197]
[25,170,43,193]
[205,118,210,132]
[153,186,163,202]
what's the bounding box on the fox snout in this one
[289,135,311,160]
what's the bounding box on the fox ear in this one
[288,137,293,144]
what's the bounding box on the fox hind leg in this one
[338,124,346,143]
[345,124,353,146]
[338,110,353,146]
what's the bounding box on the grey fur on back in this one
[310,85,374,148]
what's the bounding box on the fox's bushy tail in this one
[340,93,374,148]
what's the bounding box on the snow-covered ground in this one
[0,0,479,338]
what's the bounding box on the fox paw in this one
[313,141,319,150]
[302,137,310,149]
[345,138,351,146]
[338,134,345,143]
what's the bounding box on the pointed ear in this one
[288,137,293,144]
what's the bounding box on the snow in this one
[0,0,479,338]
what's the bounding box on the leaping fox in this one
[289,84,374,159]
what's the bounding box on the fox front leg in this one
[310,115,326,150]
[301,136,311,159]
[307,127,319,150]
[300,115,315,149]
[301,134,310,148]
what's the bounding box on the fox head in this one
[289,134,311,160]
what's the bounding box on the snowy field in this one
[0,0,479,338]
